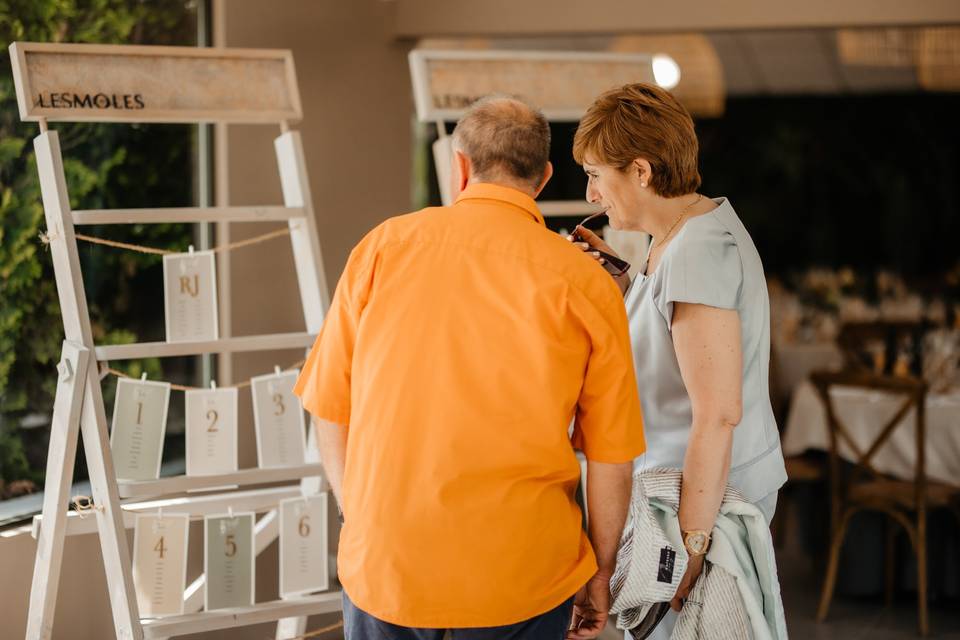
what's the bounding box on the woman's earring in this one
[641,182,647,188]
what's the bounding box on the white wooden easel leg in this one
[79,357,144,639]
[25,341,90,640]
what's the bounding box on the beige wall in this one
[395,0,960,36]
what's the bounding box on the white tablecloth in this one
[782,380,960,487]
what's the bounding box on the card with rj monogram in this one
[251,369,307,468]
[162,249,218,343]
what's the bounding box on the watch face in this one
[687,532,708,554]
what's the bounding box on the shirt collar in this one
[454,183,545,226]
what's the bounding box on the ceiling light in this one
[653,54,681,89]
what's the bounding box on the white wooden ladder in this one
[11,42,341,640]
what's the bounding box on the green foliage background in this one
[0,1,199,487]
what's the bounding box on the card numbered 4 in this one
[279,494,330,598]
[132,513,189,617]
[251,370,306,468]
[163,249,218,343]
[185,387,238,476]
[110,377,171,481]
[204,512,255,610]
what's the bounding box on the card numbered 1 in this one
[132,513,189,617]
[185,387,238,476]
[279,494,330,598]
[251,370,306,468]
[163,250,219,343]
[204,512,255,611]
[111,377,171,481]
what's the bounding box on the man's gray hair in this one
[451,95,551,187]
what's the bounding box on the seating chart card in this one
[185,386,238,476]
[132,513,189,617]
[251,369,306,468]
[162,249,218,343]
[110,377,170,481]
[204,512,255,610]
[279,494,329,598]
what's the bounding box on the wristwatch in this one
[682,529,712,556]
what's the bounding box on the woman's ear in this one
[632,158,653,189]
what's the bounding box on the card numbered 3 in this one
[163,250,218,343]
[204,512,255,610]
[132,513,189,617]
[251,370,306,468]
[110,377,171,481]
[185,387,238,476]
[279,494,330,598]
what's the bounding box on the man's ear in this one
[454,149,471,192]
[532,161,554,198]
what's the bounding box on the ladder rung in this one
[117,464,324,499]
[95,331,316,361]
[141,592,342,638]
[72,206,305,225]
[34,486,313,538]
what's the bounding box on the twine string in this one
[39,226,295,256]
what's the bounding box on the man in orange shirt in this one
[294,96,645,639]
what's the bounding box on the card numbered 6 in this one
[251,369,306,468]
[132,513,189,617]
[163,249,218,343]
[279,494,330,598]
[110,377,171,481]
[204,512,255,611]
[185,386,238,476]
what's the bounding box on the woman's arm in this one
[670,301,743,610]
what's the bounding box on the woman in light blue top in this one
[568,83,787,627]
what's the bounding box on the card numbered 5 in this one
[163,250,218,343]
[251,370,306,468]
[185,387,238,477]
[279,494,330,598]
[132,513,189,617]
[110,377,171,481]
[204,512,255,611]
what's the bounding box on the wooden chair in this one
[812,369,959,636]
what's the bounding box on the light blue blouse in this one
[626,197,787,503]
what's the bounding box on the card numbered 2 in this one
[132,513,189,617]
[251,370,306,468]
[163,250,218,343]
[204,512,255,611]
[110,377,171,481]
[279,494,330,598]
[185,387,238,476]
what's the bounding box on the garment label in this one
[251,370,306,468]
[163,250,218,342]
[657,547,677,584]
[132,513,189,617]
[110,377,171,481]
[185,387,238,476]
[204,513,255,610]
[279,494,329,598]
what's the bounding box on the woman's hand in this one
[670,554,705,611]
[566,226,631,295]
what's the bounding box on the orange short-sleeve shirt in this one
[294,183,645,628]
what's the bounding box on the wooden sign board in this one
[409,49,655,122]
[8,41,302,124]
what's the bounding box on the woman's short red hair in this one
[573,83,701,198]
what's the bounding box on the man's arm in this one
[568,460,632,640]
[313,416,348,511]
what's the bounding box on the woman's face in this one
[582,159,647,231]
